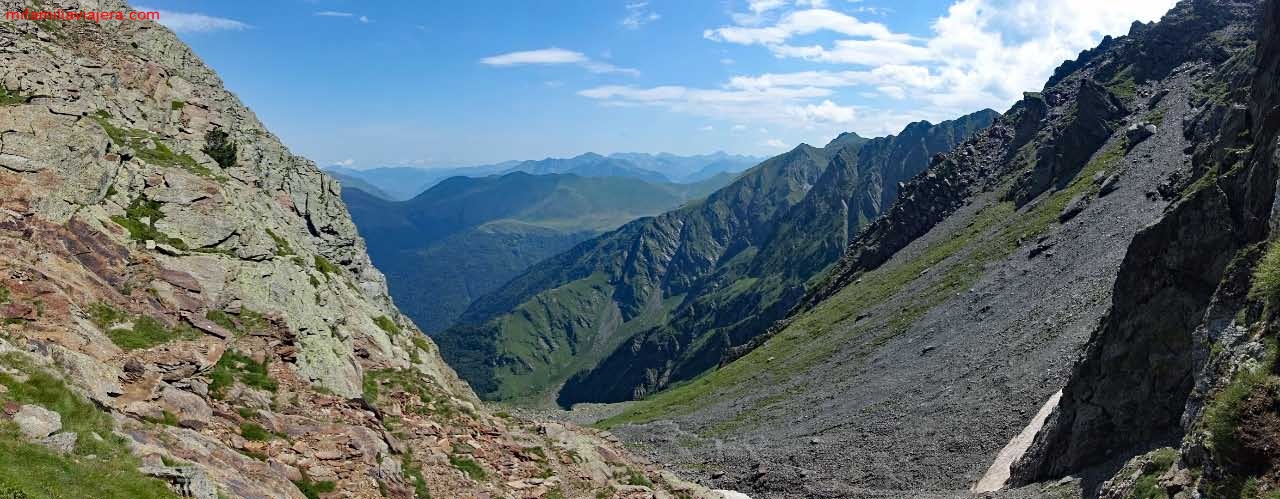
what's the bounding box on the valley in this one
[3,0,1280,498]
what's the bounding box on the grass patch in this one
[0,286,9,305]
[265,229,294,256]
[239,422,278,442]
[111,196,188,249]
[105,315,201,350]
[88,302,200,350]
[0,353,179,498]
[205,309,268,337]
[169,100,185,111]
[0,86,29,106]
[1130,448,1178,499]
[373,316,401,336]
[92,111,218,179]
[1203,343,1277,469]
[449,454,487,481]
[361,369,446,417]
[624,469,653,487]
[209,350,277,399]
[313,255,341,276]
[292,473,336,499]
[1106,66,1139,102]
[1250,239,1280,308]
[402,450,431,498]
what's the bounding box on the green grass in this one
[600,138,1130,429]
[239,422,278,442]
[1107,66,1139,102]
[111,196,188,249]
[1249,239,1280,307]
[449,454,487,481]
[402,451,432,498]
[209,350,277,399]
[1203,339,1277,468]
[93,111,218,179]
[1130,448,1178,499]
[373,316,401,336]
[88,302,200,350]
[265,229,294,256]
[313,255,341,276]
[292,473,336,499]
[105,315,201,350]
[205,309,268,337]
[0,286,9,305]
[0,353,180,498]
[169,100,185,111]
[624,469,653,487]
[0,86,28,106]
[361,369,446,417]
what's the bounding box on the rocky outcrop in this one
[0,1,714,498]
[1012,0,1272,487]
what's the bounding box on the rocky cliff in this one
[1011,1,1280,497]
[0,1,715,497]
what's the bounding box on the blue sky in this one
[140,0,1177,169]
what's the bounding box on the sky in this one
[138,0,1179,169]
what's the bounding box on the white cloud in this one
[331,159,355,167]
[721,58,736,65]
[624,0,1178,140]
[700,125,716,131]
[359,15,372,23]
[482,48,639,76]
[135,6,248,33]
[622,2,661,29]
[792,100,856,123]
[314,11,353,17]
[764,138,788,148]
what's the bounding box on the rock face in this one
[590,0,1270,497]
[439,111,997,404]
[0,2,713,498]
[1012,0,1280,492]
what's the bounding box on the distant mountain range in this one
[435,110,999,403]
[326,151,761,200]
[344,171,736,333]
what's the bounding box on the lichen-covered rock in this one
[0,1,712,497]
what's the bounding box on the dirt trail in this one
[973,390,1063,493]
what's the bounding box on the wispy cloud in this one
[315,11,373,23]
[135,6,249,33]
[621,2,660,29]
[481,48,639,76]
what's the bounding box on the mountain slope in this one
[557,110,999,406]
[0,3,717,498]
[346,172,732,332]
[439,112,995,404]
[328,152,760,201]
[592,1,1264,497]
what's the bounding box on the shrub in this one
[203,129,237,169]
